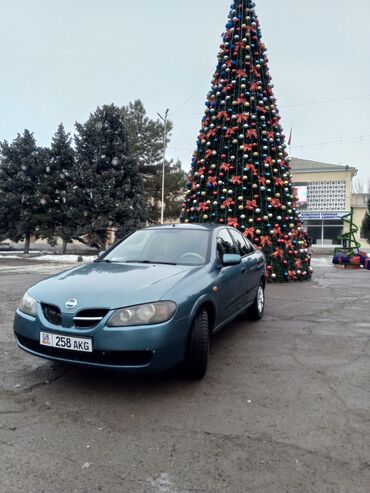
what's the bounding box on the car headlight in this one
[19,292,37,317]
[107,301,177,327]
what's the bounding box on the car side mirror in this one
[98,251,105,258]
[222,254,242,266]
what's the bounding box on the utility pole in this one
[157,109,169,225]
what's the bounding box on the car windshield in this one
[103,229,210,266]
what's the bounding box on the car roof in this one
[144,223,221,232]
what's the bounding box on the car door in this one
[228,228,256,305]
[216,228,245,323]
[243,237,264,300]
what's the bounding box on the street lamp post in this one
[157,109,169,225]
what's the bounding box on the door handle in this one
[241,267,246,273]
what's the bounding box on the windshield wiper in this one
[125,260,177,265]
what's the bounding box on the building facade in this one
[290,158,370,251]
[352,193,370,248]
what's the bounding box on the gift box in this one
[350,256,361,265]
[332,254,350,265]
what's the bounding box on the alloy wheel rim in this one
[257,286,264,313]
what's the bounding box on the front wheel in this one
[246,282,265,321]
[183,308,209,380]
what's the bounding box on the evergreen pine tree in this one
[74,104,147,248]
[38,124,78,253]
[122,100,168,175]
[0,130,46,253]
[122,100,186,223]
[181,0,312,282]
[362,198,370,243]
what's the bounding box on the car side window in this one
[243,237,255,254]
[216,229,238,262]
[228,229,253,257]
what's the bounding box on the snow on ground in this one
[0,264,74,274]
[0,254,96,263]
[35,254,95,263]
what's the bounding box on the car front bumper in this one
[14,309,191,372]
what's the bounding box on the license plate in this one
[40,332,93,353]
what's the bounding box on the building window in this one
[308,181,346,211]
[305,219,344,246]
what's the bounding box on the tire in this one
[246,281,265,321]
[183,308,210,380]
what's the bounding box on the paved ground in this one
[0,257,369,493]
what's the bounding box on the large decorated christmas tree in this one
[181,0,312,282]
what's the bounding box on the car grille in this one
[73,309,110,328]
[42,304,62,326]
[17,335,153,366]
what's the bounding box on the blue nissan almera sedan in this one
[14,224,266,379]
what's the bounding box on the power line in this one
[173,69,214,113]
[281,94,370,109]
[168,147,193,152]
[292,133,370,149]
[168,134,370,154]
[169,93,370,117]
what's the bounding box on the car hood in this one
[29,262,198,311]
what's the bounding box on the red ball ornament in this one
[219,219,224,223]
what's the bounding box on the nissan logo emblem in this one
[65,299,78,310]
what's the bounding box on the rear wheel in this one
[246,281,265,321]
[183,308,209,380]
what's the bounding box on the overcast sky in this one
[1,0,369,185]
